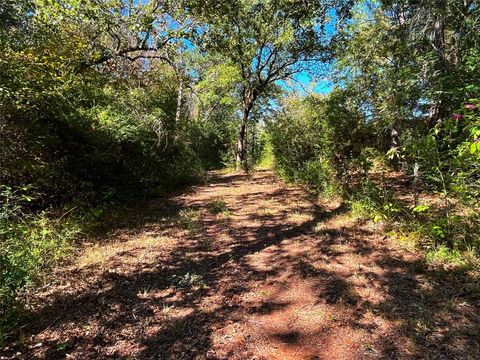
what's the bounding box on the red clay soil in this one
[2,170,479,359]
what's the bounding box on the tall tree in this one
[187,0,349,170]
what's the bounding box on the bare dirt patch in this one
[2,170,479,359]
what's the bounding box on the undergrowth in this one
[178,208,202,235]
[0,177,203,344]
[348,178,401,223]
[206,199,230,216]
[273,159,480,271]
[0,199,98,344]
[347,179,480,270]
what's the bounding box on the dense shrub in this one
[268,93,480,267]
[269,91,369,194]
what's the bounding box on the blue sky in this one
[292,71,334,95]
[284,8,339,96]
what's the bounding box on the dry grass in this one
[78,235,173,268]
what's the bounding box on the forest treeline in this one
[1,0,479,343]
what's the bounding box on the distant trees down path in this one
[185,0,353,170]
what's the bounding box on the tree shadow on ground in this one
[5,170,480,359]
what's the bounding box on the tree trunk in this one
[174,78,183,142]
[391,125,400,151]
[236,110,248,171]
[390,123,406,170]
[251,124,256,164]
[413,162,420,207]
[236,87,256,171]
[428,1,447,127]
[175,79,183,124]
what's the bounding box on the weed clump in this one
[206,200,230,216]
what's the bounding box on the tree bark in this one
[391,125,400,150]
[175,79,183,126]
[413,162,420,207]
[428,0,447,127]
[391,123,405,170]
[173,78,183,142]
[236,87,256,171]
[236,110,248,171]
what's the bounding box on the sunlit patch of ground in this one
[78,235,174,268]
[289,211,314,224]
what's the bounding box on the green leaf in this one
[412,205,430,213]
[470,142,478,154]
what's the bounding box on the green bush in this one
[0,200,83,342]
[206,200,230,215]
[300,159,339,196]
[269,90,370,195]
[426,246,463,267]
[348,179,400,222]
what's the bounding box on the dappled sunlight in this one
[6,170,479,359]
